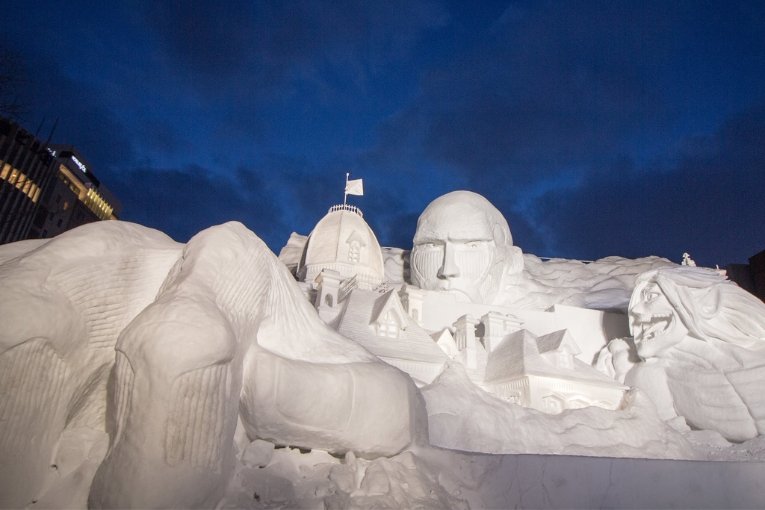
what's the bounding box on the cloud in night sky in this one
[529,104,765,265]
[1,0,763,267]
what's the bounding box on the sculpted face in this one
[411,191,513,303]
[629,280,689,359]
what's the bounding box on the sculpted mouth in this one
[636,314,673,341]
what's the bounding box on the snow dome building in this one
[297,204,385,290]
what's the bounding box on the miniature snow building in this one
[480,310,523,352]
[452,314,487,378]
[297,204,385,290]
[335,289,449,385]
[483,329,627,413]
[399,284,425,325]
[292,192,640,415]
[433,328,459,358]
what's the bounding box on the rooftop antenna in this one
[34,117,45,138]
[44,117,58,147]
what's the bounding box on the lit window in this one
[376,311,400,338]
[9,169,18,185]
[0,163,10,180]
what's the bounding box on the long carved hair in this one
[633,267,765,350]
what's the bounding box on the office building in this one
[28,145,121,240]
[0,116,121,244]
[0,118,57,244]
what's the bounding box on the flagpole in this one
[344,172,349,206]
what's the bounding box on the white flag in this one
[345,178,364,196]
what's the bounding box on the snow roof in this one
[369,289,407,327]
[535,329,581,356]
[432,328,458,358]
[337,289,448,364]
[302,208,384,277]
[485,329,623,387]
[485,330,541,382]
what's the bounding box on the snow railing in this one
[328,204,363,217]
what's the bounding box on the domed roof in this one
[299,205,384,289]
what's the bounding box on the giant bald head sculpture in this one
[411,191,523,304]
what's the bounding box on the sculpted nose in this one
[630,301,652,322]
[437,244,460,279]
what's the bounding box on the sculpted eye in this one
[642,290,659,302]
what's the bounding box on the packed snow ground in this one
[220,441,765,509]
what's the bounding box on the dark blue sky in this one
[2,1,764,266]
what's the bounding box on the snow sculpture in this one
[297,204,385,289]
[483,329,627,413]
[625,266,765,441]
[411,190,523,304]
[409,191,673,312]
[517,254,676,311]
[0,222,183,509]
[594,337,637,383]
[89,222,421,509]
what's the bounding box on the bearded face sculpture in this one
[411,191,522,304]
[626,266,765,442]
